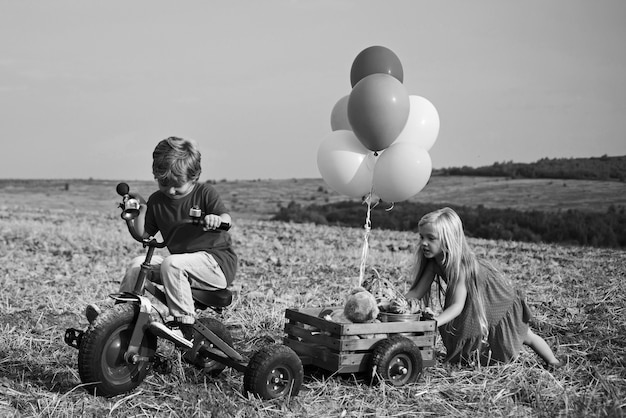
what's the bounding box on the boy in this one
[88,137,237,341]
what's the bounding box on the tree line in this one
[272,200,626,248]
[436,155,626,182]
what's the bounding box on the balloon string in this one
[358,191,374,287]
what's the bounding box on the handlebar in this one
[116,182,231,247]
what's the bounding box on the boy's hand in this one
[129,193,146,205]
[203,214,223,231]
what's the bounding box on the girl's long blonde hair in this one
[410,207,489,338]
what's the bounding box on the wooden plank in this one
[286,324,433,343]
[339,352,368,367]
[334,364,363,374]
[419,348,435,360]
[283,337,370,373]
[286,307,329,317]
[339,334,435,351]
[286,323,434,352]
[284,338,342,371]
[340,320,436,335]
[285,307,437,336]
[284,323,342,350]
[420,348,436,367]
[285,308,345,335]
[284,338,336,363]
[285,307,436,335]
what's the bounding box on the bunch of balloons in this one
[317,46,439,203]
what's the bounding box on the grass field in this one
[0,178,624,417]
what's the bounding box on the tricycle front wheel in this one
[370,335,423,386]
[243,344,303,399]
[78,304,156,397]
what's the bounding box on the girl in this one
[405,207,562,368]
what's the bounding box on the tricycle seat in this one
[192,288,233,309]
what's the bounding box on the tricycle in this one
[64,183,304,399]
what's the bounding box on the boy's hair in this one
[152,137,202,186]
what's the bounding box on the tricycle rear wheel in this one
[370,335,423,386]
[243,344,303,399]
[78,304,156,397]
[192,317,233,376]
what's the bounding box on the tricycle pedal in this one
[64,328,84,349]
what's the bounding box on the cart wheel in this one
[370,335,423,386]
[193,317,233,376]
[243,345,303,399]
[78,304,156,397]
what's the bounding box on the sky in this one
[1,0,625,181]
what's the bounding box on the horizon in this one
[1,153,622,183]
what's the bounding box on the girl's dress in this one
[433,260,532,365]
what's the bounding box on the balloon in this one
[317,130,376,198]
[350,45,403,87]
[393,96,440,151]
[330,95,351,131]
[347,74,410,152]
[372,143,432,202]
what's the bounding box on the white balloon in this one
[373,143,432,202]
[317,130,376,198]
[330,95,351,131]
[393,95,440,151]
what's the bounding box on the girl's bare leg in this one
[523,329,561,366]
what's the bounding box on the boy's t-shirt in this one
[144,182,237,285]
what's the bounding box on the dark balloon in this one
[347,74,410,152]
[350,46,404,87]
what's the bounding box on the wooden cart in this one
[283,307,437,386]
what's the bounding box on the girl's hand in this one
[422,307,436,320]
[203,214,223,231]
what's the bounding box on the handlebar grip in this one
[218,222,231,231]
